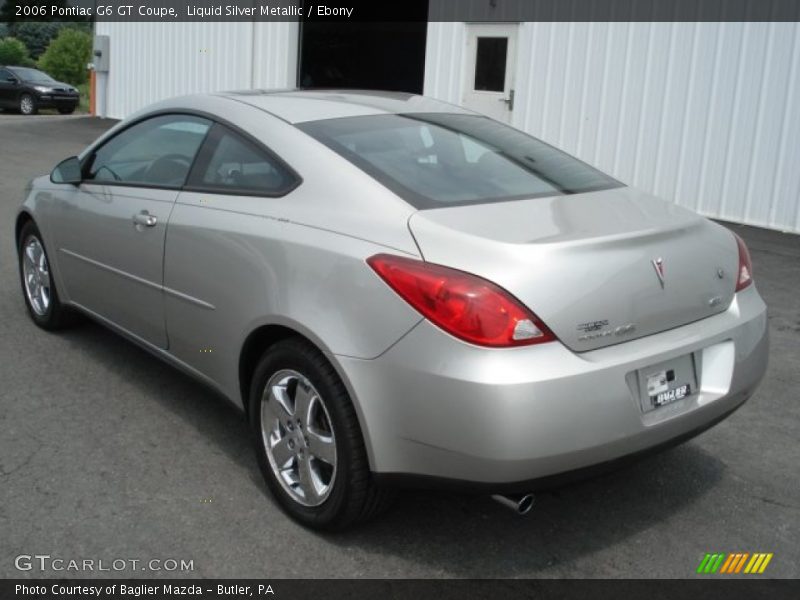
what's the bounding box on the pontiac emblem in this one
[652,257,665,288]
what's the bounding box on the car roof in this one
[3,66,43,74]
[215,89,476,124]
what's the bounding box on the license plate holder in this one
[637,354,697,413]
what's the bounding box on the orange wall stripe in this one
[89,70,96,116]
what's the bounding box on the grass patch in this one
[77,82,89,114]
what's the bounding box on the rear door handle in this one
[133,211,157,228]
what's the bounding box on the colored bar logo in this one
[696,552,773,574]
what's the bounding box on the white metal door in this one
[462,23,518,123]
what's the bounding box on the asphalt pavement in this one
[1,114,798,578]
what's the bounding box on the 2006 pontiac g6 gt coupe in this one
[17,90,768,529]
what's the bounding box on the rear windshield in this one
[298,113,622,209]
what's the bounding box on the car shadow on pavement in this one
[58,315,725,578]
[327,442,725,577]
[59,317,256,471]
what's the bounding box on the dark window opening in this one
[299,16,428,93]
[474,37,508,92]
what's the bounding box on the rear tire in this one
[18,221,73,329]
[250,337,393,530]
[19,93,37,115]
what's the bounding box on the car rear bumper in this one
[336,285,768,487]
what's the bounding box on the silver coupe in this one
[16,90,768,529]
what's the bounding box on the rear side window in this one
[187,124,298,196]
[298,113,622,209]
[87,115,211,188]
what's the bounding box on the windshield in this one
[298,113,622,209]
[9,67,57,84]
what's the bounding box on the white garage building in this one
[94,17,800,233]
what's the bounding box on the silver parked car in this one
[16,91,768,529]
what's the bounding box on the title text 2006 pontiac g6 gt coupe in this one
[16,91,768,529]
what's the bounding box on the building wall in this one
[94,21,800,233]
[425,21,800,234]
[94,21,298,119]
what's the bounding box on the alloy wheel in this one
[22,236,51,316]
[20,95,34,115]
[260,369,337,506]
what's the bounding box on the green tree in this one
[37,28,91,85]
[13,23,63,59]
[10,22,93,59]
[0,37,35,67]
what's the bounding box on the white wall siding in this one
[252,21,299,89]
[425,21,800,233]
[422,22,466,105]
[94,22,298,120]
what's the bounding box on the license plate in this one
[651,383,691,407]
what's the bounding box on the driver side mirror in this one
[51,156,83,185]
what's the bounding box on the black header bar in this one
[2,579,799,600]
[2,0,800,23]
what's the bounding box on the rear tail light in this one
[367,254,556,347]
[733,233,753,292]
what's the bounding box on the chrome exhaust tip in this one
[491,493,535,515]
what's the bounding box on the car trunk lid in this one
[407,186,739,352]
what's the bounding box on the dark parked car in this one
[0,66,80,115]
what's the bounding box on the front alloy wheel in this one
[18,221,72,329]
[19,93,37,115]
[22,236,51,316]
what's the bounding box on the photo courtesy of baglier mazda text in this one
[1,0,798,596]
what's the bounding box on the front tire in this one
[19,93,38,115]
[58,106,76,115]
[250,338,393,530]
[18,221,72,329]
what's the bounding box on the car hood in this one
[24,79,76,91]
[408,186,740,351]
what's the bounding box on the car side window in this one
[86,115,211,188]
[0,68,15,81]
[188,124,297,195]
